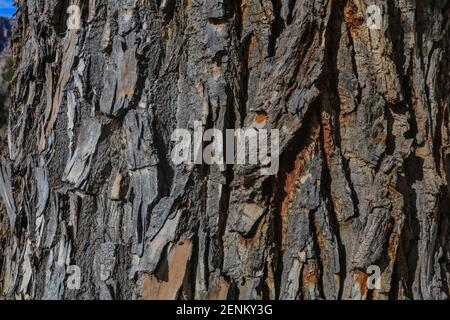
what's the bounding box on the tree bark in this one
[0,0,449,300]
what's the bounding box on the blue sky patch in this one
[0,0,15,17]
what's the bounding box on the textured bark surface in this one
[0,0,449,300]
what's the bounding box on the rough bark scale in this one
[0,0,449,300]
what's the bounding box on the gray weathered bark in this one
[0,0,449,300]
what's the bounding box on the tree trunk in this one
[0,0,449,300]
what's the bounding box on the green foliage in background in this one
[2,56,13,84]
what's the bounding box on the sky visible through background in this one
[0,0,15,17]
